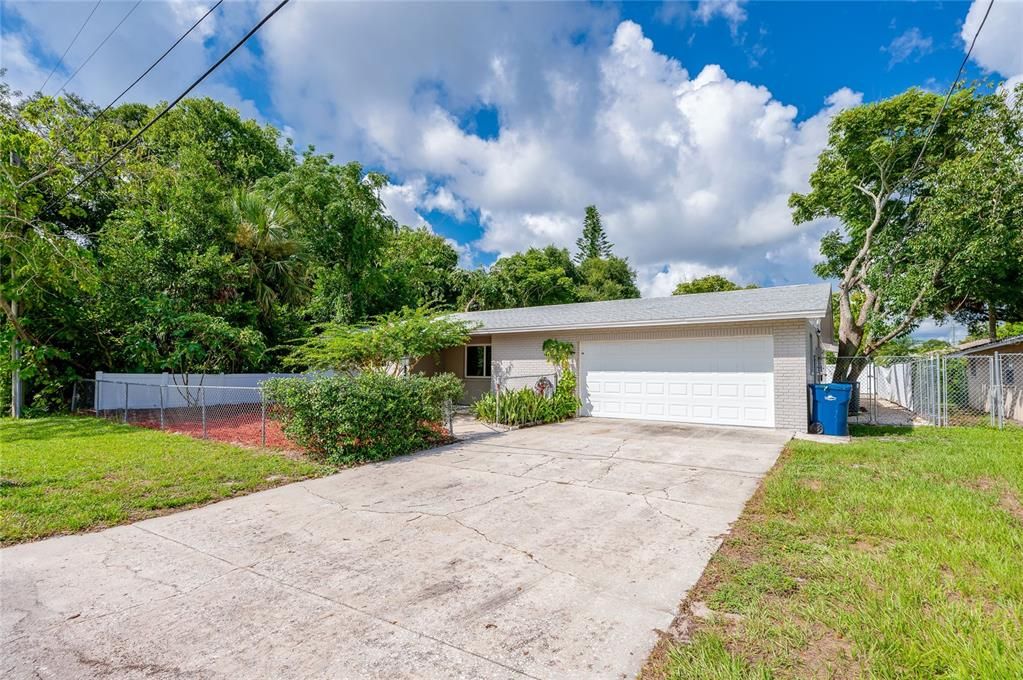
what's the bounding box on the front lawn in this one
[0,416,334,545]
[644,425,1023,679]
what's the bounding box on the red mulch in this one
[129,408,299,450]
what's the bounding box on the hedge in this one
[263,372,463,464]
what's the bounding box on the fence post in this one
[71,381,79,413]
[495,381,500,425]
[159,384,165,430]
[123,382,129,423]
[994,352,1003,430]
[94,377,100,419]
[989,357,997,427]
[201,387,207,439]
[260,389,267,447]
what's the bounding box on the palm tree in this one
[231,188,308,320]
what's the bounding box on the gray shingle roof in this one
[452,282,832,334]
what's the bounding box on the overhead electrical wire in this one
[44,0,292,213]
[53,0,144,96]
[907,0,995,179]
[37,0,103,92]
[53,0,224,154]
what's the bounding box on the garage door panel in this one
[581,337,775,428]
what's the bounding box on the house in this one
[420,283,833,431]
[952,334,1023,423]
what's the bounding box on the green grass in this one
[0,416,334,545]
[646,425,1023,679]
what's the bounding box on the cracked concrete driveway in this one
[1,418,789,680]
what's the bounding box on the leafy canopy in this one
[286,307,476,374]
[673,275,756,296]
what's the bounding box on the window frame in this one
[465,344,492,378]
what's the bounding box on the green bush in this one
[263,372,463,464]
[471,374,580,427]
[472,337,582,427]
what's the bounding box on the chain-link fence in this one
[72,378,296,448]
[823,353,1021,428]
[72,377,461,447]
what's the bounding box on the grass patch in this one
[643,425,1023,679]
[0,416,334,545]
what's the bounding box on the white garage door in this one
[580,336,775,428]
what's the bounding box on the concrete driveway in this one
[2,418,789,679]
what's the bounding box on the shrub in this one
[472,375,580,427]
[264,372,463,464]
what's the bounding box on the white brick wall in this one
[487,320,811,431]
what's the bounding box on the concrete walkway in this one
[2,418,789,679]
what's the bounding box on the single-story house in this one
[952,334,1023,423]
[418,283,833,432]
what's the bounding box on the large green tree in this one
[575,204,613,262]
[490,246,579,308]
[372,226,459,313]
[790,86,992,380]
[920,85,1023,340]
[576,255,640,302]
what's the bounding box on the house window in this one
[466,345,492,378]
[1005,363,1016,386]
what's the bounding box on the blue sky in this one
[3,0,1020,339]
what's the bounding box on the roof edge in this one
[468,309,826,335]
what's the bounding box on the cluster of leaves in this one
[263,372,463,464]
[454,207,640,311]
[286,307,476,375]
[673,274,758,296]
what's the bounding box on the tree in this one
[260,154,397,324]
[575,205,613,262]
[372,226,459,313]
[673,275,756,295]
[576,256,640,301]
[790,87,985,381]
[286,307,475,375]
[921,84,1023,340]
[231,188,308,322]
[489,246,578,308]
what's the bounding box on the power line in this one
[44,0,292,214]
[37,0,103,93]
[56,0,224,154]
[53,0,144,96]
[908,0,995,179]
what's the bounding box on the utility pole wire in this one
[37,0,103,93]
[908,0,995,179]
[54,0,144,96]
[44,0,292,214]
[48,0,224,164]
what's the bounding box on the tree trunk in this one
[988,301,997,342]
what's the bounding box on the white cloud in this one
[258,10,856,296]
[963,0,1023,94]
[694,1,748,34]
[883,27,933,67]
[640,262,743,298]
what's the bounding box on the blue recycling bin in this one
[810,383,853,436]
